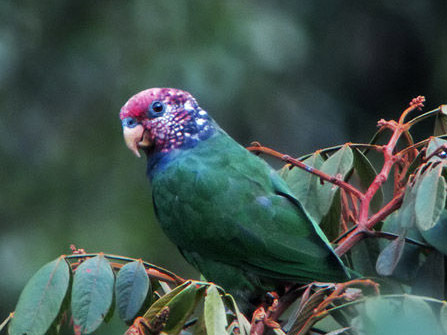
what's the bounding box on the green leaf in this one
[316,145,353,219]
[325,329,350,335]
[163,282,206,334]
[420,209,447,255]
[366,128,387,150]
[375,236,405,276]
[401,296,441,333]
[354,295,442,335]
[143,281,191,320]
[394,180,419,229]
[115,260,151,323]
[9,257,70,335]
[440,303,447,334]
[405,149,424,179]
[352,148,383,212]
[380,213,424,282]
[381,210,424,242]
[415,164,446,231]
[349,238,380,278]
[426,137,447,161]
[71,254,115,334]
[224,294,250,335]
[282,148,353,224]
[279,153,324,222]
[143,281,207,335]
[434,105,447,136]
[204,285,228,335]
[319,189,341,241]
[192,309,207,335]
[354,296,398,334]
[287,286,331,334]
[412,250,445,299]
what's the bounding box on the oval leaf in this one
[143,281,192,321]
[415,164,446,231]
[356,295,442,335]
[395,172,423,230]
[434,106,447,136]
[375,236,405,276]
[440,303,447,333]
[426,137,447,161]
[116,260,150,323]
[163,282,206,334]
[224,294,250,335]
[71,254,114,334]
[380,213,424,282]
[9,257,70,335]
[279,153,324,222]
[420,209,447,255]
[401,295,440,334]
[143,281,206,335]
[204,285,228,335]
[316,145,353,220]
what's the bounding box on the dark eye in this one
[122,117,138,128]
[149,101,165,117]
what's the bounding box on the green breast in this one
[151,131,270,252]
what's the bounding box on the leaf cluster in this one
[5,101,447,335]
[4,253,251,335]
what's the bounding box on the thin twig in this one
[335,96,425,256]
[366,193,404,228]
[65,253,185,284]
[365,231,431,249]
[406,106,441,126]
[397,134,447,159]
[298,143,382,161]
[247,146,364,199]
[0,313,13,332]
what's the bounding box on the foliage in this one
[4,99,447,334]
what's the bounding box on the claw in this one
[251,307,266,324]
[250,298,281,334]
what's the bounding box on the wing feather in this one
[152,131,348,283]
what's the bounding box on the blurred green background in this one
[1,0,446,333]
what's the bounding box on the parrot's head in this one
[120,88,214,158]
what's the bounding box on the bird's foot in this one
[265,291,280,319]
[251,306,266,325]
[250,293,282,334]
[251,307,281,332]
[265,291,279,306]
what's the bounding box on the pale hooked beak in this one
[123,124,151,158]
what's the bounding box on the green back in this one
[151,129,348,297]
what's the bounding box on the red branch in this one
[248,96,426,258]
[335,96,425,256]
[246,146,364,200]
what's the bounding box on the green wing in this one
[152,130,348,284]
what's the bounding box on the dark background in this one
[1,1,446,333]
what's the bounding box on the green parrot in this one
[120,88,349,312]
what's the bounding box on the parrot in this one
[119,88,349,313]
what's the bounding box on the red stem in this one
[334,193,403,256]
[357,125,400,229]
[248,97,425,258]
[246,146,364,200]
[366,193,404,228]
[335,99,424,256]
